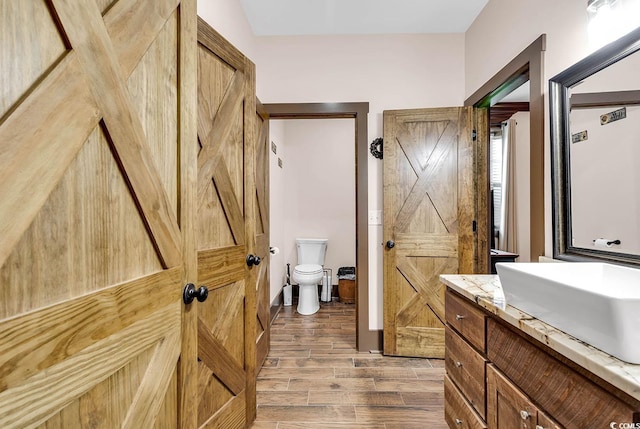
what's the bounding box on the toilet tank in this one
[296,238,328,265]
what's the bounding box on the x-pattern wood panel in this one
[210,283,244,339]
[256,262,269,334]
[396,258,449,325]
[394,121,458,234]
[197,319,246,395]
[0,267,181,392]
[255,119,268,232]
[0,299,181,428]
[384,107,473,359]
[197,70,246,245]
[0,0,182,269]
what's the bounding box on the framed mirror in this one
[550,26,640,266]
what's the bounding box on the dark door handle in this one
[246,254,261,266]
[386,240,395,249]
[183,283,209,304]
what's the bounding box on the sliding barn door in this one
[383,107,477,358]
[254,100,271,373]
[0,0,197,427]
[196,18,258,428]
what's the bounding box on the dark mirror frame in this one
[550,26,640,266]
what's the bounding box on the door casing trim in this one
[465,34,546,267]
[264,102,382,352]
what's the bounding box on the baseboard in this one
[270,301,281,324]
[270,284,341,320]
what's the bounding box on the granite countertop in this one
[440,274,640,402]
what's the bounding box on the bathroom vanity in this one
[441,274,640,429]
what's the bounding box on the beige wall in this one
[198,0,638,329]
[268,120,286,303]
[512,111,531,262]
[270,119,356,301]
[570,105,640,254]
[254,34,465,328]
[197,0,257,59]
[466,0,606,260]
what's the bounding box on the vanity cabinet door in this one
[487,318,636,427]
[487,364,543,429]
[537,411,562,429]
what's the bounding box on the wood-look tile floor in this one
[250,299,448,429]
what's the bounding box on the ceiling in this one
[240,0,489,36]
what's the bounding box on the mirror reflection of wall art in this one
[550,26,640,266]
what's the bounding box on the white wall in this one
[269,119,356,304]
[512,112,531,262]
[197,0,257,59]
[253,33,465,329]
[279,119,356,288]
[269,120,286,303]
[198,0,639,330]
[466,0,602,260]
[570,105,640,254]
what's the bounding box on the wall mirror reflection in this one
[550,26,640,266]
[488,83,531,272]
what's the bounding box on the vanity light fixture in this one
[587,0,640,49]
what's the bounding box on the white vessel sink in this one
[495,262,640,364]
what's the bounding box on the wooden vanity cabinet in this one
[487,318,638,428]
[487,364,560,429]
[445,290,488,428]
[444,288,640,429]
[445,326,486,419]
[445,289,486,351]
[445,375,488,429]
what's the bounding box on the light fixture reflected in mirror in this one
[588,0,640,50]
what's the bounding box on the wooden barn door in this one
[254,100,271,373]
[196,19,258,427]
[383,107,478,358]
[0,0,197,427]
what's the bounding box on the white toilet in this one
[292,238,328,315]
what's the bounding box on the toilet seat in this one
[293,264,323,315]
[294,264,323,275]
[293,264,324,285]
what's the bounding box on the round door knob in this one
[183,283,209,304]
[246,254,261,267]
[386,240,395,249]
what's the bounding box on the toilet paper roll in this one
[270,246,280,255]
[594,238,612,248]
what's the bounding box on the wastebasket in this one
[337,266,356,304]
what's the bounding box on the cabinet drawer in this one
[487,319,637,428]
[486,364,562,429]
[446,289,486,352]
[445,375,487,429]
[446,326,487,419]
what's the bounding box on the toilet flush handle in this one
[246,254,261,267]
[386,240,395,249]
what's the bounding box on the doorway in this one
[263,102,380,352]
[464,35,546,271]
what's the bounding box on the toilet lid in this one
[294,264,323,275]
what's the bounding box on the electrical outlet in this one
[271,141,277,154]
[278,158,283,168]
